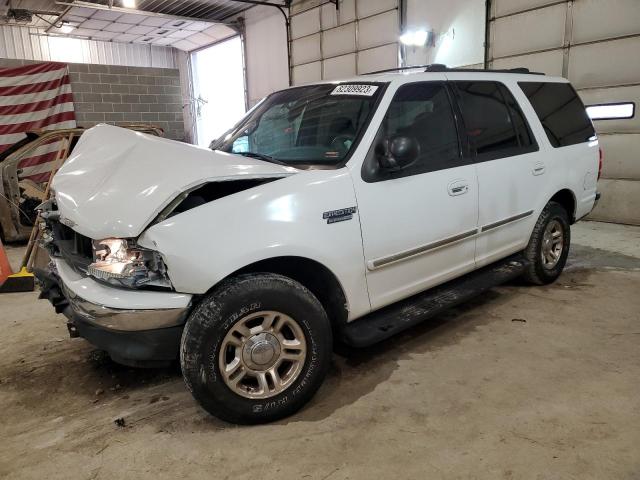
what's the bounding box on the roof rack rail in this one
[363,63,545,76]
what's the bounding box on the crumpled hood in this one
[52,124,297,239]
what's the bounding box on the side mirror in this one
[376,135,420,171]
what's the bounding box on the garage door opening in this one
[192,36,247,147]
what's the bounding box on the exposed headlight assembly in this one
[88,238,170,288]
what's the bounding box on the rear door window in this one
[452,81,536,161]
[518,82,596,147]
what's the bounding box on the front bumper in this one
[67,317,184,367]
[36,258,193,366]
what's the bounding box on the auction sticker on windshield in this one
[330,84,378,96]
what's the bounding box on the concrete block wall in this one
[0,58,185,141]
[69,64,184,141]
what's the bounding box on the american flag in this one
[0,62,76,183]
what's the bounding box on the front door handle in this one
[532,162,546,176]
[448,180,469,196]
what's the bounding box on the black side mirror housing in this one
[376,135,420,171]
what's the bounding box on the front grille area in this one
[51,222,93,273]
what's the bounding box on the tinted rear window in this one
[498,84,535,148]
[518,82,595,147]
[452,81,536,161]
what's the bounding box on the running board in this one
[340,255,528,347]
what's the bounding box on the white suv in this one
[37,65,601,424]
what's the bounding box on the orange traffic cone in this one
[0,239,12,281]
[0,239,34,293]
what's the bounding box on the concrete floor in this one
[1,221,639,479]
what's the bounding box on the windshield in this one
[211,83,384,168]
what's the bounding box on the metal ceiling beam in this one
[54,0,239,26]
[24,9,64,16]
[222,0,287,7]
[44,4,71,33]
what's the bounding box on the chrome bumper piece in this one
[51,258,191,332]
[61,284,188,331]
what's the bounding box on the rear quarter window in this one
[518,82,596,147]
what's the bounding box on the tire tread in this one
[522,201,570,285]
[180,273,332,424]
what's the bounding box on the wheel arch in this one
[549,189,577,223]
[211,256,350,328]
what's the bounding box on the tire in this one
[522,201,571,285]
[180,273,332,424]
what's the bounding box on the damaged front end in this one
[87,238,170,289]
[31,124,301,366]
[35,198,192,366]
[39,198,172,290]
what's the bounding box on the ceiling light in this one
[122,0,136,8]
[400,29,430,47]
[59,22,75,34]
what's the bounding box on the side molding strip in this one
[480,210,534,232]
[367,210,534,271]
[369,228,478,270]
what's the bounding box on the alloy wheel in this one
[218,311,307,399]
[541,219,564,269]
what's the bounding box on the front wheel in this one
[522,201,571,285]
[180,273,332,424]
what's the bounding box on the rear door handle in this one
[532,162,546,176]
[448,180,469,196]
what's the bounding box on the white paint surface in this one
[51,71,598,320]
[52,124,297,239]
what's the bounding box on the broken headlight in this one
[87,238,170,288]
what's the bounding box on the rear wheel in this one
[180,273,332,424]
[522,201,571,285]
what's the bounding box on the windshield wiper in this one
[236,151,290,167]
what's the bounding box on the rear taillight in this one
[598,148,603,180]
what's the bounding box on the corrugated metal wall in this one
[243,5,289,107]
[0,25,178,68]
[487,0,640,225]
[289,0,400,85]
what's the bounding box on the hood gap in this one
[166,178,279,220]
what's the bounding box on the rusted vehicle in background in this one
[0,124,163,242]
